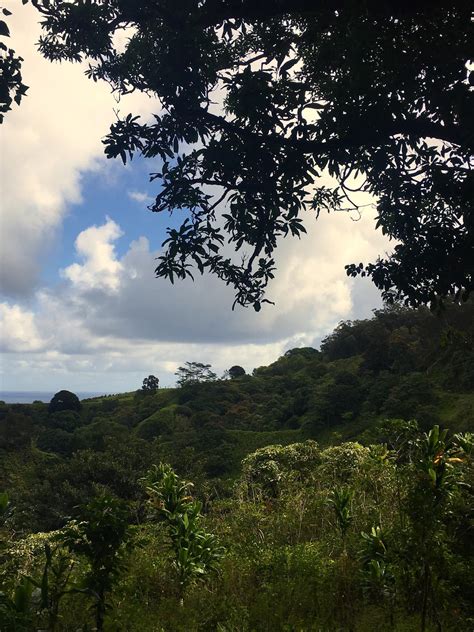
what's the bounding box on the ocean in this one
[0,391,107,404]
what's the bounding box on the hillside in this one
[1,302,473,631]
[1,301,473,533]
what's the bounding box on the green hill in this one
[1,301,473,532]
[1,302,473,631]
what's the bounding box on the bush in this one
[318,442,370,484]
[241,440,320,497]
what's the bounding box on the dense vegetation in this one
[1,302,473,630]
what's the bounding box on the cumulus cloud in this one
[61,217,124,292]
[61,204,387,349]
[0,3,152,297]
[0,303,45,352]
[0,205,389,391]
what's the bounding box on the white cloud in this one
[0,207,388,390]
[128,190,153,204]
[0,2,152,297]
[61,217,124,292]
[0,302,45,352]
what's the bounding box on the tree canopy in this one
[142,375,160,391]
[228,365,246,379]
[48,390,82,414]
[175,361,217,386]
[15,1,474,309]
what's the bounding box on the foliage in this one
[0,577,33,632]
[143,463,224,598]
[142,375,160,391]
[0,425,473,630]
[0,529,74,632]
[47,410,81,431]
[25,542,75,632]
[0,412,34,449]
[27,0,474,309]
[359,526,394,612]
[175,361,217,387]
[3,436,156,533]
[228,365,246,379]
[241,440,320,497]
[0,1,29,124]
[329,486,354,540]
[319,443,370,483]
[60,494,131,631]
[135,406,177,440]
[48,390,81,414]
[0,491,9,527]
[0,491,11,564]
[1,303,473,535]
[0,304,473,628]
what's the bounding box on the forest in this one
[1,303,473,630]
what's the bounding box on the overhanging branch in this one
[198,109,470,155]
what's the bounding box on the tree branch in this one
[198,109,470,155]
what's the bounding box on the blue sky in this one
[43,160,154,283]
[41,154,192,287]
[0,4,387,393]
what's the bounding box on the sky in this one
[0,3,389,393]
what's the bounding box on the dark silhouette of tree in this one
[30,1,473,310]
[142,375,160,391]
[175,361,217,387]
[48,390,81,414]
[228,365,246,379]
